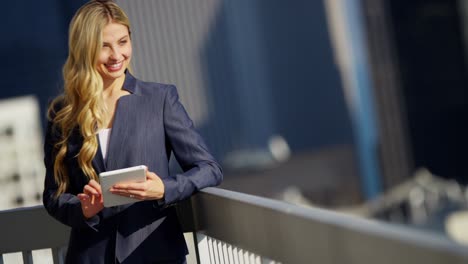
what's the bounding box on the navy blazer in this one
[43,72,223,263]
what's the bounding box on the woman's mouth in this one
[105,61,123,72]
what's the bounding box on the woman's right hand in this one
[77,179,104,219]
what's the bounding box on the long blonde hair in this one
[48,0,131,196]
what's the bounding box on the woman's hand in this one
[77,179,104,219]
[110,170,165,200]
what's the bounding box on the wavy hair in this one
[48,0,131,196]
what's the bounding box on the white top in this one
[98,128,112,161]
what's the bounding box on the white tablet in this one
[99,165,147,207]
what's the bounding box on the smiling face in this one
[97,22,132,85]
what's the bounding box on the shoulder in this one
[126,72,178,98]
[133,78,178,99]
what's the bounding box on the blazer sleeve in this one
[161,85,223,206]
[42,118,100,231]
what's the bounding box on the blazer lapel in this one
[92,138,106,173]
[105,71,142,171]
[105,96,130,170]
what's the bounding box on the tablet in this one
[99,165,147,207]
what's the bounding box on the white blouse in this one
[98,128,112,161]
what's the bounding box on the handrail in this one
[2,188,468,263]
[191,187,468,264]
[0,205,69,263]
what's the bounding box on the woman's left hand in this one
[110,170,165,200]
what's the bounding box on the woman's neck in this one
[100,74,130,129]
[102,75,126,99]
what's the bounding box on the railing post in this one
[22,251,33,264]
[52,246,67,264]
[196,233,211,264]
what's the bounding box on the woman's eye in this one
[120,40,128,45]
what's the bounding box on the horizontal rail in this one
[2,188,468,264]
[0,206,69,254]
[191,187,468,264]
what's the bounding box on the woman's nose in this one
[109,48,122,60]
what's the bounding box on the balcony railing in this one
[1,187,468,263]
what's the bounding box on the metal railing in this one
[0,205,69,264]
[2,188,468,263]
[192,188,468,264]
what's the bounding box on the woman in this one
[43,1,223,263]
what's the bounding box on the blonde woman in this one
[43,1,222,263]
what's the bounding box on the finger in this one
[109,188,132,196]
[77,193,89,201]
[132,195,145,200]
[113,181,146,191]
[84,185,99,196]
[112,181,130,189]
[111,190,145,200]
[88,180,102,194]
